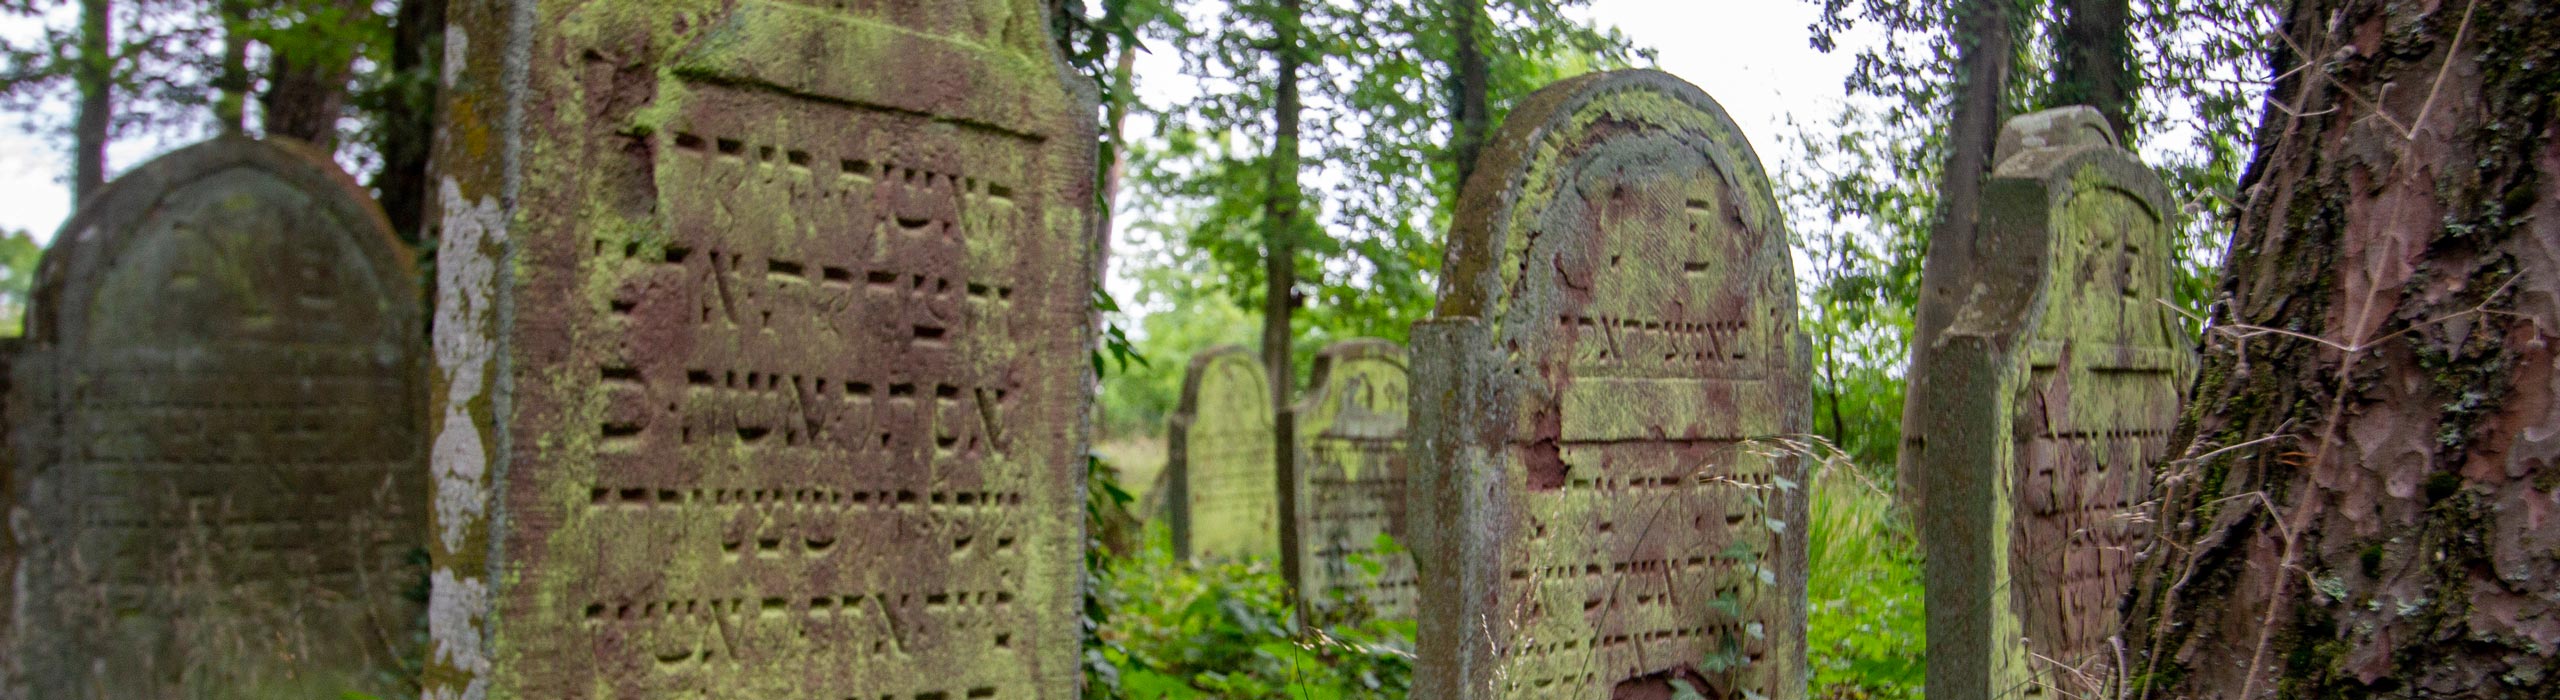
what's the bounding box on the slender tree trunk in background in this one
[1448,0,1490,188]
[261,0,367,148]
[1263,0,1305,608]
[71,0,109,203]
[1100,44,1138,228]
[1896,0,2012,509]
[373,0,445,242]
[1821,332,1845,445]
[214,0,249,134]
[2051,0,2134,137]
[2121,1,2560,697]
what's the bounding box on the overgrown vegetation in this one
[1805,459,1925,699]
[1084,456,1416,700]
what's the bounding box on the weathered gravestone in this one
[1161,345,1279,561]
[9,137,425,699]
[0,337,21,693]
[424,1,1098,697]
[1291,339,1414,619]
[1409,70,1810,700]
[1905,106,2193,699]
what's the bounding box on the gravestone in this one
[1409,70,1810,700]
[8,137,425,699]
[1162,345,1279,561]
[1291,339,1413,619]
[1905,106,2193,699]
[0,337,19,692]
[423,1,1099,697]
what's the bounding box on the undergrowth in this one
[1806,460,1925,699]
[1084,448,1927,699]
[1084,456,1413,700]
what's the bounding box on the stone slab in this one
[8,136,425,699]
[1162,345,1279,561]
[1291,339,1413,619]
[1907,106,2194,699]
[422,1,1099,697]
[1409,69,1810,700]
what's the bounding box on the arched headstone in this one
[1906,106,2194,699]
[1409,70,1810,700]
[424,0,1099,696]
[1162,345,1278,561]
[9,137,424,698]
[1291,339,1413,619]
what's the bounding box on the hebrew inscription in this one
[1409,70,1810,700]
[10,137,423,699]
[423,1,1097,697]
[1906,107,2194,699]
[1163,346,1279,561]
[1292,339,1414,619]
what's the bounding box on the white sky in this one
[0,1,1862,243]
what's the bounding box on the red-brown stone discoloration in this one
[423,0,1097,697]
[1410,70,1808,700]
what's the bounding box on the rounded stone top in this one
[1308,338,1406,379]
[1433,68,1784,323]
[28,136,412,349]
[1176,344,1268,417]
[1993,106,2119,167]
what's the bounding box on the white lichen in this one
[427,566,492,700]
[442,25,469,88]
[432,176,501,553]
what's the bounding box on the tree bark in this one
[1897,0,2012,511]
[214,0,249,134]
[1263,0,1304,608]
[1448,0,1491,188]
[2051,0,2134,137]
[2121,1,2560,697]
[373,0,444,242]
[71,0,109,204]
[261,0,368,148]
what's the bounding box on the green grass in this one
[1806,461,1926,699]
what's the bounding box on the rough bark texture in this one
[1898,0,2014,513]
[1265,0,1306,603]
[2051,0,2135,137]
[2121,1,2560,697]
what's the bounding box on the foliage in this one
[1125,0,1645,345]
[1805,456,1925,699]
[1084,455,1413,700]
[0,0,409,164]
[0,227,40,335]
[1784,0,2271,466]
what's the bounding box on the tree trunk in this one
[1100,43,1137,239]
[2050,0,2134,137]
[1897,0,2012,510]
[2121,1,2560,697]
[1264,0,1304,607]
[372,0,444,242]
[261,0,368,148]
[214,0,249,134]
[71,0,109,204]
[1448,0,1490,188]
